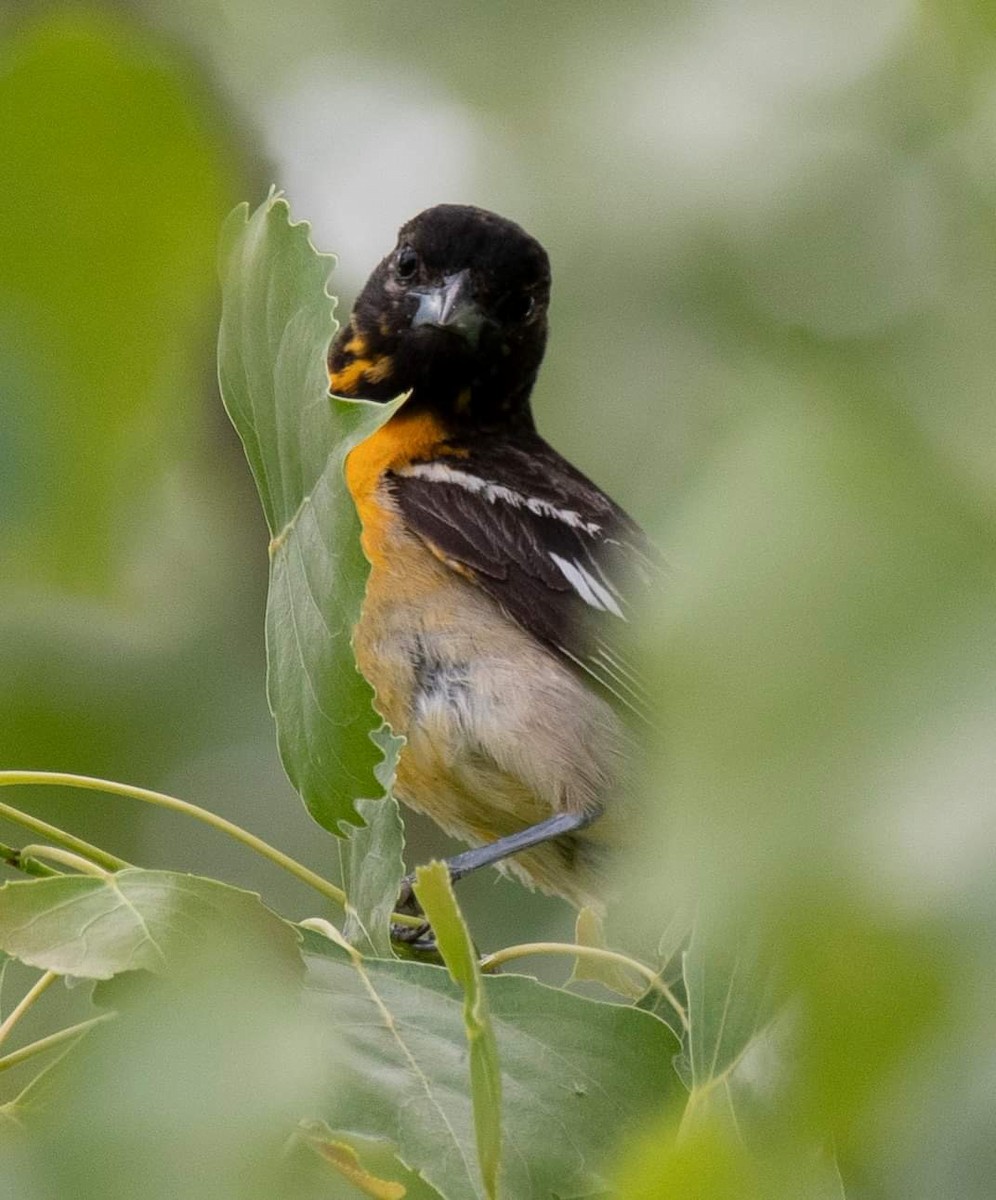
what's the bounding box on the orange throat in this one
[345,407,458,567]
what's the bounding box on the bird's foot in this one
[390,873,437,953]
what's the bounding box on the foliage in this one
[218,197,405,834]
[4,4,996,1196]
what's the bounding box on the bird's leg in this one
[444,807,603,883]
[391,806,603,951]
[391,877,434,949]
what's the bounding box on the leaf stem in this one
[0,972,57,1052]
[0,770,348,908]
[0,771,425,929]
[0,798,130,873]
[0,1013,114,1074]
[0,841,61,878]
[479,941,690,1032]
[20,845,109,877]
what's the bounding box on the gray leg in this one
[445,807,602,882]
[392,806,603,951]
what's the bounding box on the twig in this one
[0,1013,115,1074]
[479,940,689,1032]
[0,770,423,929]
[0,972,58,1053]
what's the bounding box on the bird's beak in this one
[410,269,484,345]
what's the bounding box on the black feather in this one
[389,431,660,721]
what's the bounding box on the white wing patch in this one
[399,460,603,534]
[549,553,626,619]
[398,459,632,620]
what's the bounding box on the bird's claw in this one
[390,873,438,953]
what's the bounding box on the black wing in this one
[388,434,660,722]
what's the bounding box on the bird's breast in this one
[344,406,460,568]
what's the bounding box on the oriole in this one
[328,205,655,924]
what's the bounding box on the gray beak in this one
[410,269,484,345]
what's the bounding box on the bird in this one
[328,204,657,917]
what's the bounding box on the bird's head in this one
[328,205,551,426]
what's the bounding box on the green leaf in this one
[684,923,777,1097]
[0,8,233,593]
[0,871,300,980]
[339,789,405,958]
[414,862,501,1200]
[634,978,690,1048]
[302,929,684,1200]
[217,192,405,833]
[654,924,854,1198]
[818,1156,849,1200]
[610,1115,765,1200]
[677,923,851,1199]
[609,1099,848,1200]
[11,915,327,1200]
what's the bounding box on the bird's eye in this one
[498,292,536,323]
[395,245,419,281]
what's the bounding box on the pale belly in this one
[352,525,629,906]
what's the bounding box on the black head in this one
[328,205,550,426]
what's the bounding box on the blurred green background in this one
[2,1,996,1194]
